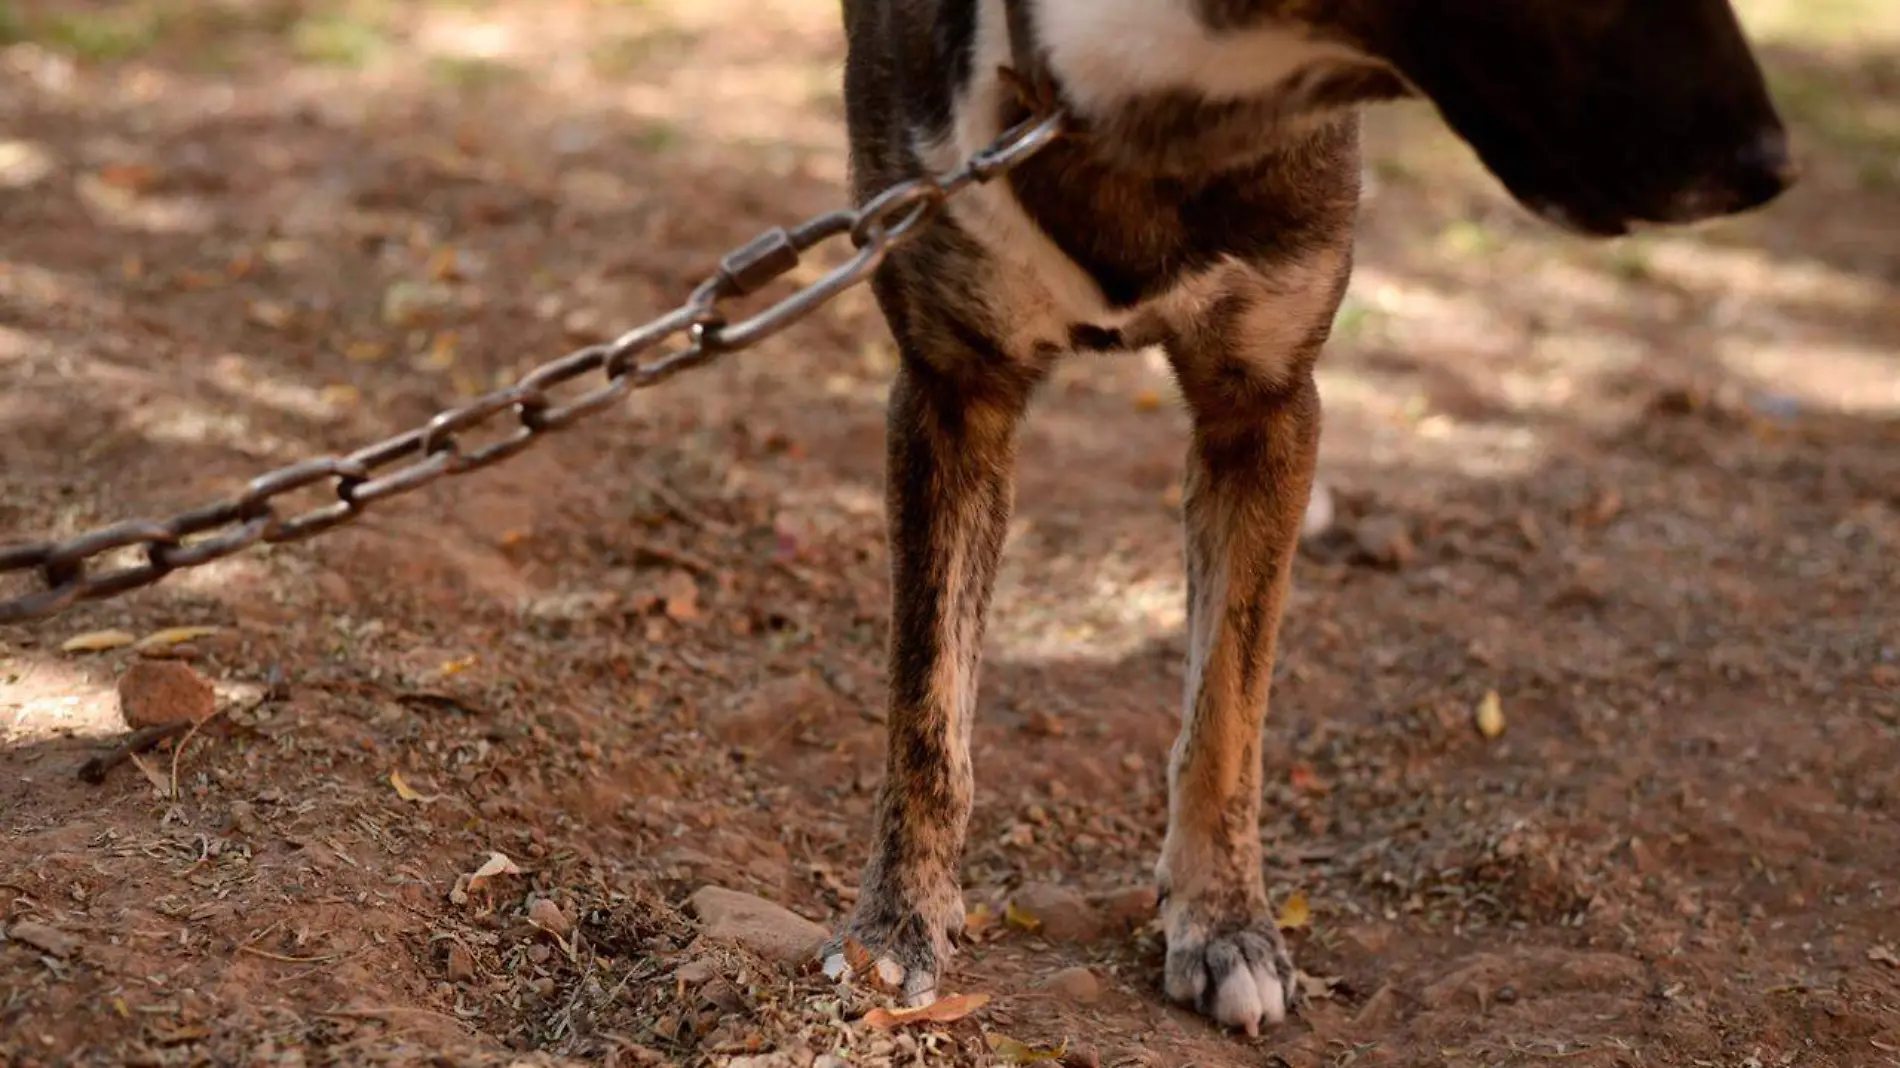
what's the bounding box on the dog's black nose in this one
[1722,127,1799,212]
[1664,126,1798,224]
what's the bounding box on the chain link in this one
[0,112,1066,626]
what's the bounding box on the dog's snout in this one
[1710,127,1798,215]
[1666,126,1797,224]
[1731,127,1799,201]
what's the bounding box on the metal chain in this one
[0,112,1066,626]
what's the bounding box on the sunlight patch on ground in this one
[0,654,122,745]
[1737,0,1900,46]
[990,561,1187,664]
[1719,337,1900,415]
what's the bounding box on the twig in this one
[77,723,191,785]
[1506,1044,1598,1060]
[169,705,228,800]
[635,473,729,534]
[238,944,343,964]
[630,541,718,576]
[317,1006,475,1031]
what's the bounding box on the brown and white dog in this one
[823,0,1795,1038]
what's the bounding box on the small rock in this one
[119,659,215,728]
[445,942,476,982]
[1093,886,1159,930]
[1352,516,1416,569]
[688,886,829,965]
[1011,883,1104,943]
[528,898,570,939]
[6,919,79,959]
[674,957,717,985]
[1044,965,1102,1003]
[227,800,259,836]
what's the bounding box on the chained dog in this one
[823,0,1795,1037]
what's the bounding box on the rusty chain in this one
[0,112,1066,626]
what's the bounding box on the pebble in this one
[446,942,476,982]
[119,659,216,728]
[688,885,829,965]
[1093,885,1159,930]
[1352,515,1417,570]
[528,897,571,939]
[674,957,717,985]
[1044,965,1102,1003]
[1012,883,1104,943]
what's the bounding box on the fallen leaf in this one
[135,626,222,651]
[1004,900,1042,934]
[62,629,137,653]
[96,163,158,192]
[418,331,458,371]
[987,1033,1068,1064]
[861,992,990,1030]
[126,751,173,798]
[1277,890,1311,931]
[964,903,997,940]
[1475,689,1505,739]
[1297,971,1343,1002]
[389,770,438,804]
[246,300,294,331]
[1870,944,1899,969]
[457,852,522,902]
[661,570,700,623]
[6,920,80,959]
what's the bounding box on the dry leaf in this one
[135,626,222,651]
[988,1033,1068,1064]
[1297,971,1343,1002]
[62,629,136,653]
[964,903,997,940]
[1475,689,1506,739]
[390,771,423,802]
[1276,891,1311,931]
[661,570,700,623]
[1004,900,1042,934]
[126,751,173,798]
[460,852,521,898]
[861,992,990,1030]
[1870,944,1899,969]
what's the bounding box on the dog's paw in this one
[817,907,953,1007]
[1162,900,1299,1037]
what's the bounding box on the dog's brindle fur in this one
[824,0,1793,1036]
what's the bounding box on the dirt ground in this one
[2,1,1897,1066]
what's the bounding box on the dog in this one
[822,0,1795,1038]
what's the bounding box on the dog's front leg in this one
[1153,249,1348,1036]
[822,284,1044,1005]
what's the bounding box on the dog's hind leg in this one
[1151,241,1352,1036]
[820,265,1047,1005]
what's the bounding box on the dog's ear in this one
[1336,0,1795,235]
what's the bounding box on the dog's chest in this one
[908,0,1363,358]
